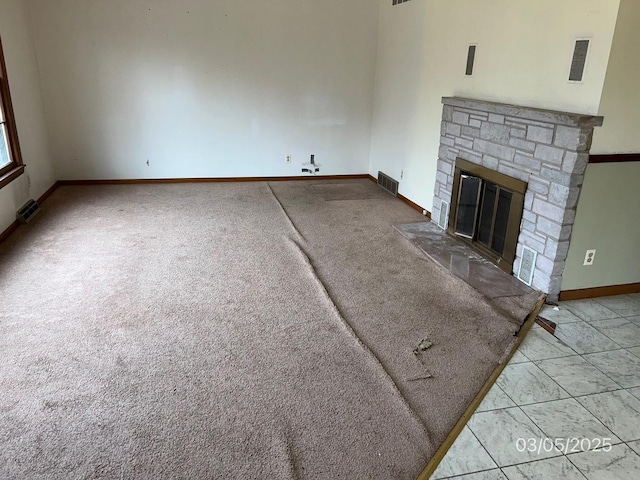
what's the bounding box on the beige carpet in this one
[0,180,533,479]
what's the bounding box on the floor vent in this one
[517,246,537,286]
[377,171,399,196]
[16,199,40,224]
[437,201,450,230]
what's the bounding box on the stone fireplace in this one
[433,97,603,300]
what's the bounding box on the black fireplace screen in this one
[449,158,526,273]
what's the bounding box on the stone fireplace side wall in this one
[433,97,603,300]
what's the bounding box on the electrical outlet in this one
[286,155,291,164]
[583,249,596,266]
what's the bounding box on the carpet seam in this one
[267,183,432,440]
[285,236,433,442]
[266,182,307,244]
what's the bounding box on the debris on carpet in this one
[413,338,433,355]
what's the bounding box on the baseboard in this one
[0,180,59,244]
[0,219,19,243]
[559,282,640,301]
[367,174,432,218]
[38,181,60,204]
[398,194,431,218]
[3,175,422,242]
[58,174,370,186]
[417,296,546,480]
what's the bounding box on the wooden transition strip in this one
[0,180,60,244]
[417,296,546,480]
[560,282,640,301]
[58,174,370,186]
[536,317,557,335]
[367,174,432,218]
[589,153,640,164]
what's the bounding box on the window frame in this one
[0,36,25,190]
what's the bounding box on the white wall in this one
[370,0,620,211]
[0,0,55,232]
[562,0,640,291]
[26,0,379,180]
[561,163,640,290]
[591,0,640,154]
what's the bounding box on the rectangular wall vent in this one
[392,0,412,5]
[16,199,40,224]
[377,171,399,196]
[465,45,477,76]
[438,200,450,230]
[569,39,590,82]
[517,246,538,286]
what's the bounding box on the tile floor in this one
[431,293,640,480]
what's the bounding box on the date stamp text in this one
[516,437,612,455]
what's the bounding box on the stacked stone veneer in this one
[433,97,603,300]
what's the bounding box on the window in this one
[0,36,24,189]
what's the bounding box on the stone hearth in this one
[433,97,603,300]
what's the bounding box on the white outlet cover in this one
[583,249,596,266]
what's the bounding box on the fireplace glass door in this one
[449,159,526,273]
[454,175,481,239]
[477,181,512,255]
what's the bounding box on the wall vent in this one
[392,0,412,5]
[517,246,538,286]
[569,39,590,82]
[465,45,477,76]
[438,200,450,230]
[16,199,40,224]
[377,171,399,196]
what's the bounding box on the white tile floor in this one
[431,293,640,480]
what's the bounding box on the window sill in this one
[0,165,25,190]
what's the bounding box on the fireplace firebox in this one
[449,158,526,274]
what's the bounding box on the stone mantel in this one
[442,97,604,130]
